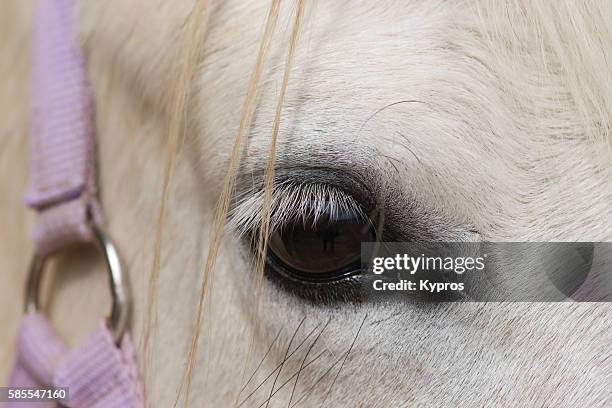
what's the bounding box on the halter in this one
[5,0,144,406]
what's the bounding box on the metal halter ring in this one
[25,226,130,344]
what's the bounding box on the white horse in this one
[1,0,611,406]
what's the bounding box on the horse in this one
[1,0,611,406]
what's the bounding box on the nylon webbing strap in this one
[25,0,101,257]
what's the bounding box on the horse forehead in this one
[82,0,612,242]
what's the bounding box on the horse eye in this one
[266,208,375,283]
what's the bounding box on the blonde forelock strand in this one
[234,0,306,406]
[142,0,209,400]
[175,0,287,406]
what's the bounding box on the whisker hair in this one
[240,326,284,395]
[239,319,320,408]
[319,314,368,408]
[287,318,331,407]
[290,352,346,408]
[265,316,306,408]
[256,351,328,408]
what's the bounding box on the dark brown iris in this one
[267,210,374,282]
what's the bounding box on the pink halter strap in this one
[25,0,101,256]
[7,314,143,408]
[5,1,144,407]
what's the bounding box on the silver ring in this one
[25,226,130,344]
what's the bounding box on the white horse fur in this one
[1,0,611,406]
